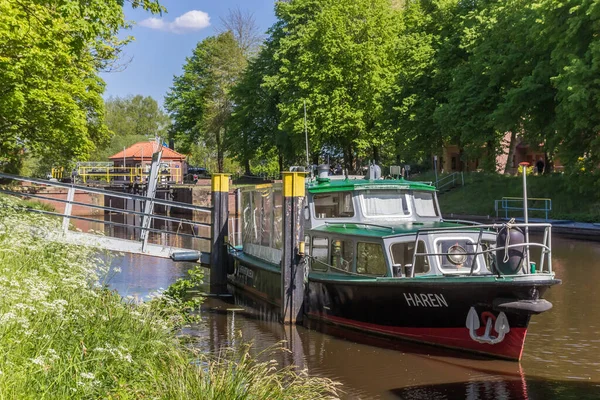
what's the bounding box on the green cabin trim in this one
[310,221,475,238]
[306,178,436,194]
[308,271,558,285]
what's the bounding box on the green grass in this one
[437,172,600,222]
[0,196,340,399]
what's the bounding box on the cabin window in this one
[390,241,430,276]
[330,238,354,272]
[314,192,354,218]
[242,191,259,245]
[272,191,283,249]
[481,241,495,272]
[311,237,329,271]
[435,237,480,273]
[259,190,273,247]
[413,192,439,217]
[356,242,387,276]
[360,190,410,217]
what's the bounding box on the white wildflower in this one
[30,356,46,366]
[80,372,95,379]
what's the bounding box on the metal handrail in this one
[77,165,182,184]
[10,207,212,241]
[0,172,212,213]
[494,197,552,221]
[436,172,464,191]
[0,188,212,228]
[406,223,553,277]
[0,172,215,256]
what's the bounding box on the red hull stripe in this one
[307,312,527,360]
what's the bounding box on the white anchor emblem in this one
[466,307,510,344]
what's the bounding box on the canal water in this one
[97,225,600,399]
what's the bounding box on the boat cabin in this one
[305,224,498,278]
[304,175,498,278]
[305,177,441,229]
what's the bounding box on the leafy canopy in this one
[0,0,163,173]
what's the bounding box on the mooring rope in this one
[503,217,516,264]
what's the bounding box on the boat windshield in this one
[314,191,354,218]
[413,191,439,217]
[359,190,410,218]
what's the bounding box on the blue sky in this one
[100,1,277,108]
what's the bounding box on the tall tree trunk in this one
[244,159,251,175]
[372,146,380,164]
[503,131,518,174]
[278,153,283,177]
[216,129,224,173]
[484,139,496,172]
[343,145,353,172]
[544,150,553,174]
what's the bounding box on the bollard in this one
[210,174,230,294]
[281,172,306,324]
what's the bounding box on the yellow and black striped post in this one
[210,173,230,294]
[281,171,306,324]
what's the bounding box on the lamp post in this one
[519,162,531,271]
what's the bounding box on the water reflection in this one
[392,378,600,400]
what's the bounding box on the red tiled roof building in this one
[109,141,187,183]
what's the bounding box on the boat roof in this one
[306,177,436,194]
[310,221,474,239]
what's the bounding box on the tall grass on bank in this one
[0,196,340,399]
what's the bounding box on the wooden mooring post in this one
[210,174,230,295]
[281,172,306,324]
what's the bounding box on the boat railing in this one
[408,222,552,278]
[441,219,482,226]
[324,221,397,233]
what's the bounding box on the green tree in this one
[91,95,170,160]
[386,0,481,170]
[226,27,287,175]
[166,32,246,172]
[0,0,164,174]
[264,0,403,170]
[536,0,600,172]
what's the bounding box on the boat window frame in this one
[388,240,431,277]
[432,235,482,274]
[358,189,413,219]
[356,241,388,277]
[312,191,355,219]
[310,236,330,272]
[413,191,440,218]
[329,237,355,273]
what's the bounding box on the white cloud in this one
[138,10,211,34]
[138,17,166,30]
